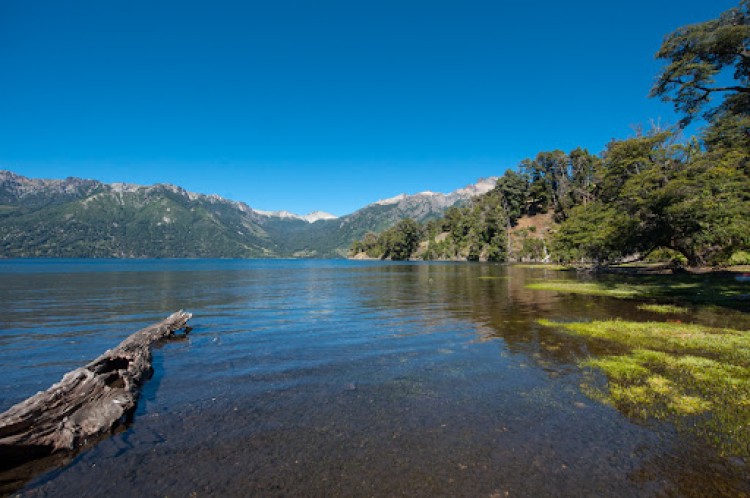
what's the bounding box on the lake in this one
[1,260,748,496]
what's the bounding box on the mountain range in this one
[0,170,497,258]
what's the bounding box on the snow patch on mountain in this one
[454,177,498,197]
[371,178,498,209]
[255,209,338,223]
[375,193,408,206]
[254,209,300,219]
[301,211,338,223]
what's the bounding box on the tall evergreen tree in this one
[651,0,750,126]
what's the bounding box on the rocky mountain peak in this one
[301,211,338,223]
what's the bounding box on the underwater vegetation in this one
[512,264,571,271]
[526,276,749,309]
[636,303,689,314]
[539,319,750,457]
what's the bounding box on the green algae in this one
[637,303,689,314]
[527,280,646,298]
[513,264,571,271]
[539,319,750,457]
[526,276,749,309]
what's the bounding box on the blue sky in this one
[0,0,738,215]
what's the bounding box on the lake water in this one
[0,260,748,497]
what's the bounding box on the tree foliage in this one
[351,219,423,260]
[553,127,750,266]
[349,4,750,267]
[550,2,750,266]
[351,191,510,262]
[651,0,750,126]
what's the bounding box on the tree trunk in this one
[0,310,192,472]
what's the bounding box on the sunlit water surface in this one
[0,260,748,497]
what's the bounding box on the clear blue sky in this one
[0,0,738,216]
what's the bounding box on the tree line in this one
[351,1,750,266]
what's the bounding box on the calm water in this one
[0,260,748,497]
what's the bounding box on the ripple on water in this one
[0,260,747,496]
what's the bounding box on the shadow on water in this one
[0,260,748,496]
[346,264,750,496]
[0,334,191,496]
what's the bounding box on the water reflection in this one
[0,260,747,496]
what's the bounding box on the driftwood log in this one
[0,310,192,470]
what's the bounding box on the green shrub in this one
[645,247,687,265]
[727,250,750,266]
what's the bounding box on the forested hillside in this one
[0,171,493,258]
[261,184,493,258]
[351,1,750,266]
[0,174,275,258]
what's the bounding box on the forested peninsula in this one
[351,1,750,268]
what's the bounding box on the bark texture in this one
[0,310,192,468]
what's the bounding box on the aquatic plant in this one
[526,280,645,298]
[513,264,571,271]
[540,319,750,457]
[636,304,689,314]
[526,277,749,308]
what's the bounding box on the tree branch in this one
[663,77,750,96]
[695,84,750,94]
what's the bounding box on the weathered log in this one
[0,310,192,470]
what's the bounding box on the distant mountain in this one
[0,170,104,209]
[300,211,338,223]
[375,178,497,206]
[0,170,274,258]
[254,209,338,223]
[250,177,499,257]
[0,170,497,258]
